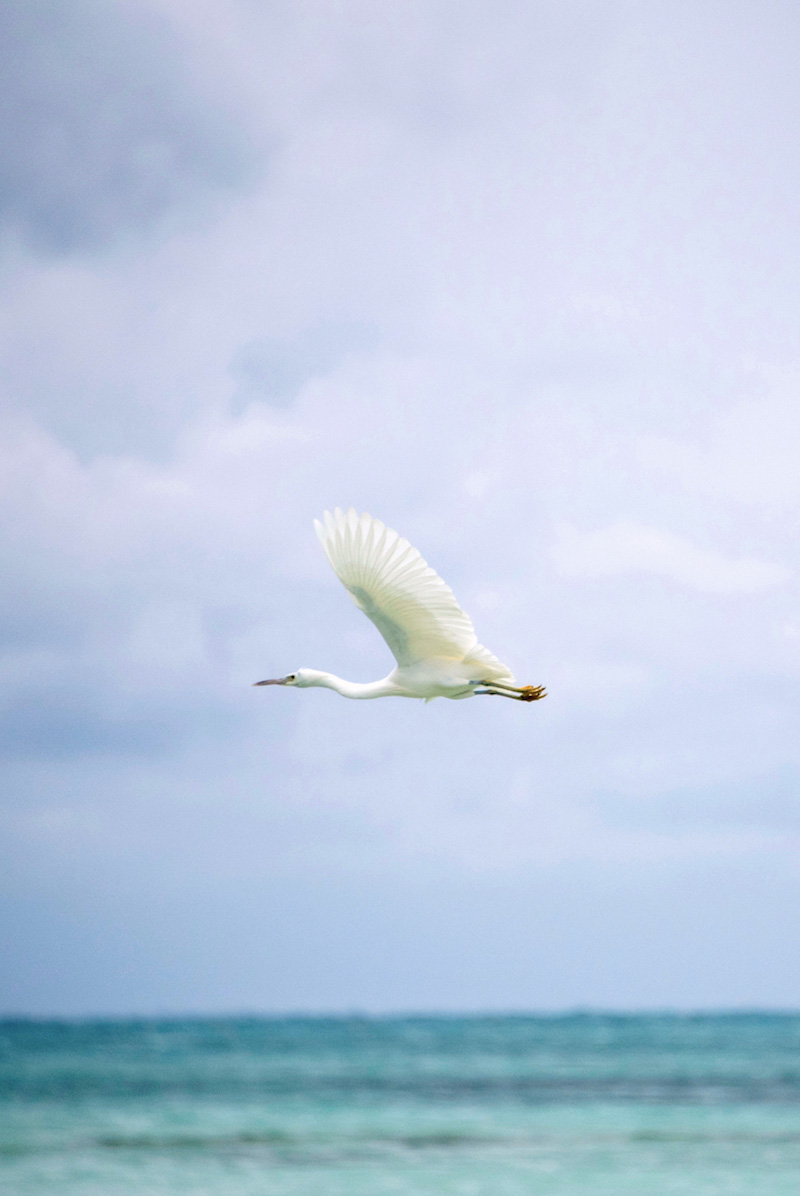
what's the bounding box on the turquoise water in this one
[2,1015,800,1194]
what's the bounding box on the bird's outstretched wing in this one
[314,508,515,680]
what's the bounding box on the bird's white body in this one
[255,508,545,704]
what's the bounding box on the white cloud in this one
[553,520,791,594]
[637,381,800,509]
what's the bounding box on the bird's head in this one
[253,668,317,688]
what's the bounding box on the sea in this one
[2,1014,800,1195]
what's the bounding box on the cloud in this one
[229,323,380,409]
[637,379,800,508]
[0,0,256,256]
[598,765,800,835]
[553,520,791,594]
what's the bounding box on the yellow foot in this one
[519,685,547,702]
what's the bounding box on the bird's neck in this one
[306,670,401,699]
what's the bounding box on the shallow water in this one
[2,1014,800,1194]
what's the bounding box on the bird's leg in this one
[473,679,547,699]
[509,684,547,701]
[473,682,547,702]
[471,678,544,696]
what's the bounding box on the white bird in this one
[255,508,546,703]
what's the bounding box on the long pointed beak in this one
[253,678,287,686]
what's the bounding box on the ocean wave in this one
[5,1128,800,1160]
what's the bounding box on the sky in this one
[1,0,799,1016]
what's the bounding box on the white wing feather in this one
[314,508,515,681]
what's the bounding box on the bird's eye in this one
[287,674,296,682]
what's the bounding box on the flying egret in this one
[255,508,546,703]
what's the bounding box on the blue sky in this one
[1,0,799,1015]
